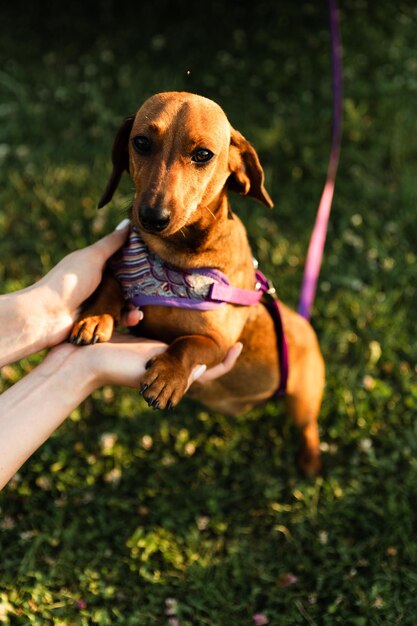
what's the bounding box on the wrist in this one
[27,281,74,349]
[5,287,53,358]
[42,343,101,397]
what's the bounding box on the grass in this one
[1,1,417,624]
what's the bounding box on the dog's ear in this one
[227,128,273,208]
[98,115,135,209]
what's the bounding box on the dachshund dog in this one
[70,92,324,474]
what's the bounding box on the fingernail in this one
[235,342,243,357]
[138,310,144,321]
[192,364,207,382]
[115,218,130,231]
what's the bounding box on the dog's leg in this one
[69,270,124,345]
[140,334,226,410]
[286,390,323,476]
[285,332,325,476]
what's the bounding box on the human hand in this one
[70,334,242,393]
[34,220,135,347]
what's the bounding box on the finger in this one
[197,342,243,384]
[120,308,143,327]
[90,220,131,262]
[115,218,131,231]
[222,342,243,370]
[186,364,207,391]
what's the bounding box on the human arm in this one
[0,336,242,490]
[0,338,166,490]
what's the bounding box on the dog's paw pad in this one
[69,314,114,346]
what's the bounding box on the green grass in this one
[1,1,417,623]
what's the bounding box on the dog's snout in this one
[139,205,172,233]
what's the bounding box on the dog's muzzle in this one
[139,205,171,233]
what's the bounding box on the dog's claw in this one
[167,400,173,411]
[148,397,158,409]
[141,393,153,407]
[69,324,86,345]
[139,383,149,395]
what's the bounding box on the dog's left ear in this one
[227,128,274,208]
[98,115,135,209]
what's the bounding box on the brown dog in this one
[70,92,324,474]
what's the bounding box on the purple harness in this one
[110,227,288,397]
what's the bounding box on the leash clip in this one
[260,278,278,303]
[255,269,278,303]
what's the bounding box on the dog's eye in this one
[192,148,214,164]
[132,135,151,155]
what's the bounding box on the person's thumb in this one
[92,219,130,261]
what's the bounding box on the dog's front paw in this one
[69,314,114,346]
[139,354,189,410]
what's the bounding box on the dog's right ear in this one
[98,115,135,209]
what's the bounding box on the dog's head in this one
[99,92,273,236]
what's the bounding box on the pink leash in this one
[298,0,343,320]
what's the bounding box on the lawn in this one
[1,1,417,624]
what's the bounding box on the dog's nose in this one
[139,205,171,233]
